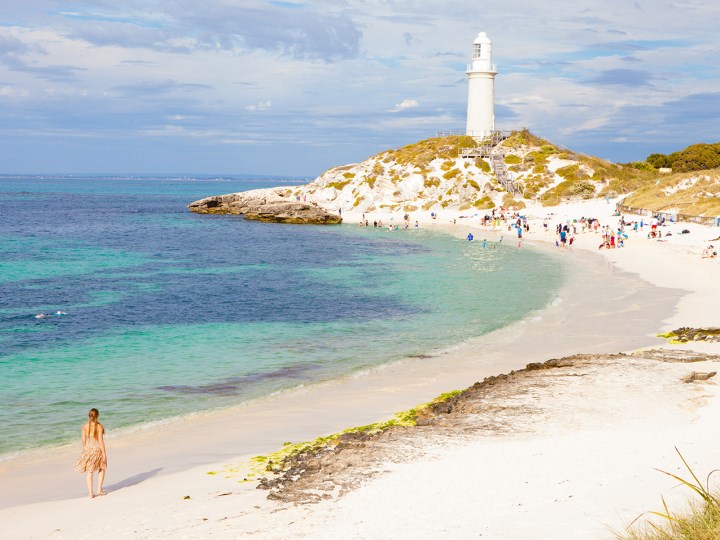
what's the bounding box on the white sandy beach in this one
[2,198,719,539]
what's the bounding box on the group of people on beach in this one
[357,213,420,231]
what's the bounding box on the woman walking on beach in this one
[73,408,107,498]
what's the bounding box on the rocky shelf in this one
[188,188,342,225]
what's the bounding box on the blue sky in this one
[0,0,718,176]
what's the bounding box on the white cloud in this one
[392,98,419,112]
[245,100,272,112]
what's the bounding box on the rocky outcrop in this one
[658,327,720,344]
[188,188,342,225]
[251,349,720,503]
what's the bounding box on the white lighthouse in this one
[465,32,497,139]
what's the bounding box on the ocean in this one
[0,175,564,457]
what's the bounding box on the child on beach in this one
[74,408,108,498]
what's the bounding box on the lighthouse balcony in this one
[466,63,496,73]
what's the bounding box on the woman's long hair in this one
[87,408,99,440]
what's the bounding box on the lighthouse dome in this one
[473,32,491,45]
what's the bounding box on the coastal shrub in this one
[504,154,522,165]
[476,158,491,173]
[555,164,583,181]
[443,168,461,180]
[626,161,656,172]
[372,162,385,175]
[446,188,454,195]
[473,195,495,209]
[392,190,401,197]
[567,181,596,198]
[523,183,540,199]
[440,160,454,171]
[646,142,720,173]
[424,177,440,188]
[422,201,435,210]
[502,192,526,209]
[382,135,477,169]
[365,176,377,188]
[541,180,595,205]
[541,144,558,155]
[458,202,472,210]
[464,162,470,169]
[467,179,480,190]
[326,179,352,190]
[592,167,607,181]
[343,172,356,179]
[527,151,548,166]
[501,129,548,149]
[353,196,363,207]
[508,165,522,172]
[533,164,546,174]
[404,205,418,212]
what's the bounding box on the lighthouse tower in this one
[465,32,497,139]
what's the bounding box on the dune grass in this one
[622,169,720,216]
[618,449,720,540]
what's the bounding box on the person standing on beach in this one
[73,408,107,498]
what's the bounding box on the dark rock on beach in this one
[188,189,342,225]
[661,327,720,343]
[254,349,720,504]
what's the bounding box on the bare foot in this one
[96,491,107,496]
[88,493,95,499]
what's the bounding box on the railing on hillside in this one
[616,204,720,226]
[490,153,523,196]
[435,130,465,138]
[459,145,493,158]
[459,131,512,157]
[458,131,523,195]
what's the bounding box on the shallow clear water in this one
[0,175,564,455]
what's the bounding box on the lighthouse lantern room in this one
[465,32,497,139]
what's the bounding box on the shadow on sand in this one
[105,467,163,492]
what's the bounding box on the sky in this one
[0,0,718,176]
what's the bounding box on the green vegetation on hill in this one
[622,168,720,216]
[498,130,657,204]
[647,142,720,173]
[501,128,551,149]
[381,135,476,169]
[319,130,717,218]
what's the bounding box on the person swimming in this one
[35,311,67,319]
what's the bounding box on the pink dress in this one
[74,436,105,473]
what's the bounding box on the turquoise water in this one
[0,176,564,456]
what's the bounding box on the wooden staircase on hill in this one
[460,131,524,196]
